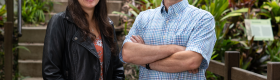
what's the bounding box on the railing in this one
[18,0,22,37]
[207,51,280,80]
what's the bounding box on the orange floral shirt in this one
[93,35,103,80]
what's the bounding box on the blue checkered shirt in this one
[119,0,216,79]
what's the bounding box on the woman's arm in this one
[42,14,66,80]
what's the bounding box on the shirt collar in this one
[160,0,189,15]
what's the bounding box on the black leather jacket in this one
[42,10,124,80]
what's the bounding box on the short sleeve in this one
[119,12,144,63]
[185,14,216,69]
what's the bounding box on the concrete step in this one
[52,0,67,13]
[20,77,43,80]
[19,60,42,77]
[19,27,46,43]
[107,1,122,14]
[18,43,44,60]
[45,13,56,22]
[109,14,120,26]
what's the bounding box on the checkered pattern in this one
[119,0,216,79]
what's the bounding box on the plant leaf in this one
[258,13,272,18]
[130,10,139,17]
[275,16,280,23]
[220,13,242,21]
[112,11,134,19]
[211,54,219,60]
[13,46,30,53]
[232,8,249,13]
[128,4,140,14]
[124,22,128,35]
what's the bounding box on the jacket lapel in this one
[72,31,99,58]
[72,29,112,77]
[101,34,111,76]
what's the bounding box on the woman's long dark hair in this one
[68,0,117,55]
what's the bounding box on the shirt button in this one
[74,37,78,40]
[166,21,169,23]
[176,13,178,15]
[163,36,165,38]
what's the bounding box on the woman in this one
[42,0,124,79]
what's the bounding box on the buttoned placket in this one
[163,6,174,44]
[163,15,168,44]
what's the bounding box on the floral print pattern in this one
[94,35,103,80]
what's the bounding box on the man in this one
[120,0,216,79]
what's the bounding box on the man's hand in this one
[130,35,145,44]
[130,35,199,74]
[188,68,199,74]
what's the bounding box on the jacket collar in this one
[64,7,74,23]
[72,31,99,57]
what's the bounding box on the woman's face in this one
[78,0,99,10]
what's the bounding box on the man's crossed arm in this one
[122,35,203,73]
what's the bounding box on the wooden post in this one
[4,0,14,79]
[6,0,14,21]
[224,51,240,80]
[4,22,13,80]
[267,62,280,80]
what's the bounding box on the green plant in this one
[22,0,54,24]
[0,5,6,26]
[188,0,204,6]
[266,39,280,62]
[238,37,267,73]
[201,0,271,74]
[0,45,30,80]
[260,0,280,23]
[112,0,162,35]
[206,70,223,80]
[213,39,240,61]
[201,0,248,39]
[201,0,248,62]
[259,0,280,36]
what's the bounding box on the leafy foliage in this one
[188,0,204,6]
[21,0,54,24]
[260,0,280,23]
[0,5,6,26]
[201,0,248,39]
[266,39,280,62]
[259,0,280,36]
[0,45,30,80]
